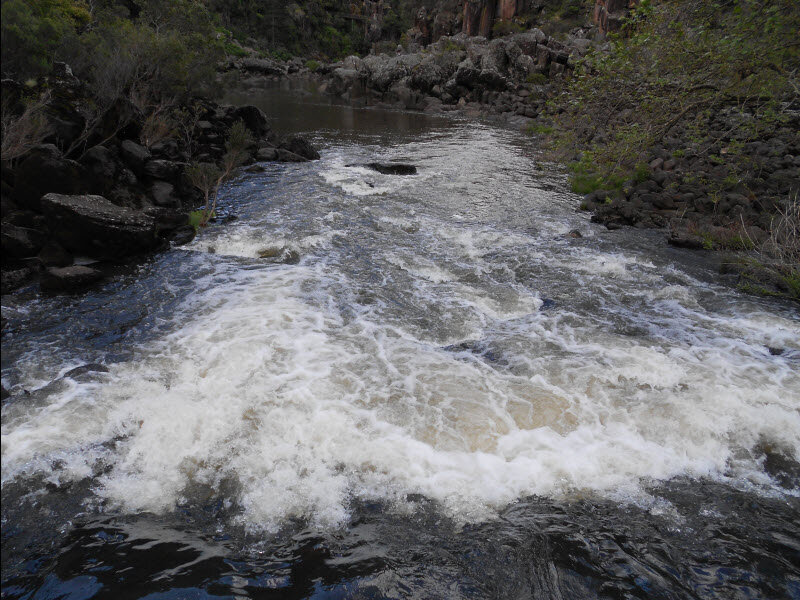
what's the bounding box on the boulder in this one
[231,105,273,139]
[41,193,159,258]
[257,147,279,161]
[40,265,104,292]
[1,224,46,258]
[120,140,151,175]
[150,181,177,207]
[278,136,320,160]
[275,149,309,162]
[38,240,73,267]
[79,145,118,194]
[12,145,83,210]
[144,159,181,181]
[362,163,417,175]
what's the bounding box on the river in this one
[2,84,799,599]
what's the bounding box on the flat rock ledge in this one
[41,193,159,259]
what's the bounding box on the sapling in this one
[185,120,253,228]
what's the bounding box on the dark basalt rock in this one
[362,163,418,175]
[1,224,46,258]
[38,240,73,267]
[168,225,196,246]
[12,145,83,210]
[64,363,109,378]
[41,193,159,259]
[279,136,320,161]
[275,149,309,163]
[40,265,104,292]
[231,105,273,140]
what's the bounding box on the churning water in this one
[2,88,799,599]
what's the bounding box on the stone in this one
[275,149,309,162]
[12,146,83,210]
[1,224,46,258]
[144,159,180,181]
[231,105,272,139]
[1,267,34,294]
[64,363,109,378]
[40,265,104,292]
[279,136,320,160]
[168,225,196,246]
[150,181,177,207]
[257,147,279,161]
[41,193,159,258]
[120,140,151,175]
[79,145,118,194]
[38,240,73,267]
[362,163,417,175]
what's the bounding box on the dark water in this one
[2,84,799,599]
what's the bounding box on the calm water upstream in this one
[2,84,800,599]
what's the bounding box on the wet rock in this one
[1,224,46,258]
[275,149,309,163]
[1,384,9,401]
[1,266,34,294]
[567,229,583,238]
[38,240,73,267]
[41,193,159,259]
[168,225,196,246]
[144,159,180,181]
[40,265,104,292]
[231,105,273,139]
[257,147,279,161]
[150,181,178,207]
[278,136,320,161]
[667,224,704,249]
[362,163,418,175]
[64,363,109,378]
[258,247,300,264]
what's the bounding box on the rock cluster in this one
[312,30,588,116]
[581,107,800,248]
[1,67,319,294]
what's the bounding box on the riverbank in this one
[2,96,798,598]
[1,65,321,295]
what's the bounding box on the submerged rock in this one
[258,246,300,264]
[40,265,104,292]
[359,163,418,175]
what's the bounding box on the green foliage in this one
[0,0,89,79]
[547,0,800,199]
[492,19,526,38]
[526,73,548,85]
[224,41,249,57]
[305,59,320,72]
[188,209,212,231]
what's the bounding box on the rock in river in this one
[356,163,418,175]
[40,265,104,292]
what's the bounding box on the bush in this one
[547,0,800,199]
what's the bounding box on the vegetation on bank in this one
[548,0,799,197]
[537,0,799,300]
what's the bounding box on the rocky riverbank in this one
[1,65,320,295]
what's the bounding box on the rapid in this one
[2,86,799,599]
